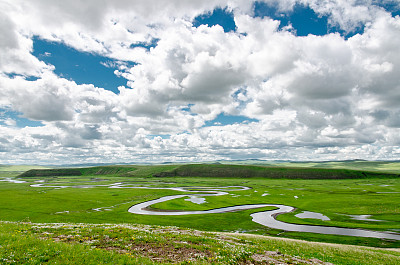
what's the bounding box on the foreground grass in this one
[1,221,399,264]
[0,222,154,264]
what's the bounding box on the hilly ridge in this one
[154,164,400,179]
[18,166,137,178]
[17,163,400,179]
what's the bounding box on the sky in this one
[1,0,400,165]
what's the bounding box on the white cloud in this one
[3,118,16,127]
[0,74,76,121]
[0,0,400,164]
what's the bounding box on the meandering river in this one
[28,181,400,240]
[126,185,400,241]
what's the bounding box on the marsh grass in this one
[1,170,400,247]
[1,162,400,263]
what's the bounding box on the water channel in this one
[27,181,400,240]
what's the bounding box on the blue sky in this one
[1,0,400,164]
[0,109,43,127]
[32,36,128,94]
[193,7,237,32]
[254,1,331,36]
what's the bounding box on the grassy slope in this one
[1,221,399,265]
[18,165,179,178]
[0,222,153,265]
[154,164,400,179]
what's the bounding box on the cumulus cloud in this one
[0,0,400,164]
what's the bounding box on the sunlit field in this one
[1,163,399,264]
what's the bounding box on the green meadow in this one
[1,163,399,264]
[2,221,400,265]
[268,161,400,174]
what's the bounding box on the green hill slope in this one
[16,163,400,179]
[18,166,138,178]
[154,164,400,179]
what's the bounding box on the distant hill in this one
[154,164,399,179]
[16,163,400,179]
[18,166,137,178]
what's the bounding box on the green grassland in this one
[246,160,400,174]
[1,163,400,263]
[1,221,399,264]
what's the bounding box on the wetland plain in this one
[1,162,400,264]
